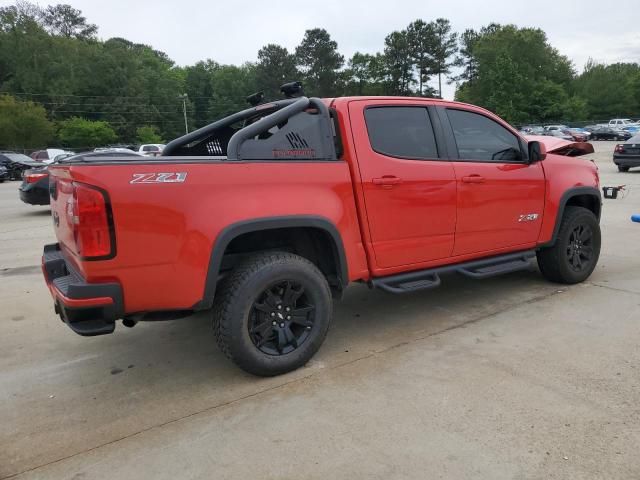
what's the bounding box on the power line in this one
[9,91,245,101]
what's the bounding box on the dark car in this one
[590,127,632,141]
[19,167,50,205]
[613,134,640,172]
[19,150,143,205]
[0,152,43,180]
[0,164,8,182]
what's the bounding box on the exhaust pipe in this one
[122,318,138,328]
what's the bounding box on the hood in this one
[525,135,594,157]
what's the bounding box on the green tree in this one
[455,25,576,124]
[0,94,53,149]
[207,63,257,120]
[343,52,381,95]
[430,18,457,98]
[41,4,97,39]
[295,28,344,96]
[452,28,480,84]
[383,30,414,95]
[406,20,435,96]
[255,44,298,100]
[57,117,117,149]
[573,61,640,119]
[184,60,217,128]
[136,125,163,144]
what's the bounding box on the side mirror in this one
[528,140,546,162]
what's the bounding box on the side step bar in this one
[371,250,536,294]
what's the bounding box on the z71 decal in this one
[130,172,187,184]
[518,213,539,222]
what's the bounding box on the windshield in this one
[5,153,34,163]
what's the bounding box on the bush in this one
[136,125,164,144]
[57,117,117,149]
[0,95,54,149]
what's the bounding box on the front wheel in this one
[213,252,332,376]
[537,206,601,284]
[618,165,630,172]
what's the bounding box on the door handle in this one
[461,175,486,184]
[372,176,402,187]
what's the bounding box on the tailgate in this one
[48,166,77,256]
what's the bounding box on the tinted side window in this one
[447,109,522,162]
[364,107,438,159]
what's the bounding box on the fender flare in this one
[543,186,602,247]
[194,215,349,310]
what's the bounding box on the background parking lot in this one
[1,142,639,479]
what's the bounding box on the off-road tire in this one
[537,206,601,284]
[213,252,332,376]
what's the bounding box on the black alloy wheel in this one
[537,206,601,284]
[248,280,315,355]
[565,224,594,273]
[213,252,332,376]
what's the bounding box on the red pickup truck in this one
[43,95,601,376]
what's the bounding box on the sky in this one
[24,0,640,100]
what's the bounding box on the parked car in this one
[51,152,75,163]
[544,124,569,132]
[519,126,545,135]
[18,167,49,205]
[137,144,165,156]
[42,94,602,376]
[30,148,74,164]
[545,129,573,141]
[609,118,636,129]
[94,147,138,154]
[0,152,43,180]
[563,129,589,142]
[613,133,640,172]
[590,127,632,141]
[19,150,144,205]
[0,164,8,182]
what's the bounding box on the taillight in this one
[25,172,48,184]
[615,144,625,154]
[72,182,114,259]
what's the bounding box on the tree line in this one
[1,1,639,150]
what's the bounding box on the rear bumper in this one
[19,184,50,205]
[42,243,123,336]
[613,155,640,167]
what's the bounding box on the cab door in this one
[348,100,456,270]
[440,107,545,256]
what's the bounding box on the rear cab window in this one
[364,107,439,159]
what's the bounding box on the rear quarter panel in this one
[50,161,368,313]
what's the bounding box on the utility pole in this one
[179,93,188,134]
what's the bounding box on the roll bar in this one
[227,97,310,160]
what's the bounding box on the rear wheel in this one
[618,165,630,172]
[537,206,601,284]
[213,252,332,376]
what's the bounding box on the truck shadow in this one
[114,267,555,382]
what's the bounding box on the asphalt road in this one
[1,142,639,479]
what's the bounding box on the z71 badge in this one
[518,213,539,222]
[130,172,187,184]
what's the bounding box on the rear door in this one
[439,107,545,256]
[349,100,456,270]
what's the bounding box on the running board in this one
[371,250,536,294]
